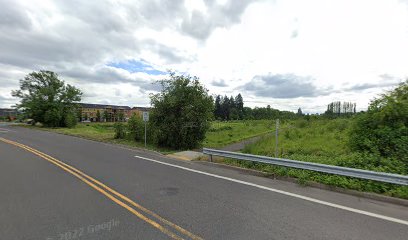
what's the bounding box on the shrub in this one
[208,125,233,132]
[349,80,408,164]
[64,112,77,128]
[127,113,144,141]
[150,72,214,149]
[113,122,126,139]
[295,119,308,128]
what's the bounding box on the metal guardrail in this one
[202,148,408,185]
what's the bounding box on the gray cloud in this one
[0,0,249,94]
[59,66,161,92]
[211,79,228,87]
[0,0,32,30]
[0,95,16,108]
[346,82,400,91]
[142,40,195,64]
[346,74,402,91]
[241,73,329,98]
[181,0,258,40]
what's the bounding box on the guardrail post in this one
[202,148,408,185]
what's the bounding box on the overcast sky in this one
[1,0,408,113]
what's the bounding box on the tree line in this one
[324,101,356,118]
[214,94,298,121]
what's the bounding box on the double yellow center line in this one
[0,137,202,240]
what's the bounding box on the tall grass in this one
[225,118,408,199]
[203,120,275,148]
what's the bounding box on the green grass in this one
[21,120,276,154]
[203,120,274,148]
[220,118,408,199]
[47,123,116,141]
[244,118,351,160]
[23,122,176,154]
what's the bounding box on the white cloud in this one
[0,0,407,113]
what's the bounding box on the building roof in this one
[79,103,131,110]
[132,107,151,112]
[0,108,18,116]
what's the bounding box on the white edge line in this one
[0,128,14,132]
[134,155,408,226]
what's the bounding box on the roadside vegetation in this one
[222,81,408,199]
[204,120,274,148]
[12,70,407,198]
[29,120,275,151]
[12,71,82,128]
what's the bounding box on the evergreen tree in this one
[221,95,230,120]
[214,95,222,120]
[235,93,244,119]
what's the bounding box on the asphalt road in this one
[1,124,407,239]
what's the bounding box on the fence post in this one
[275,119,279,158]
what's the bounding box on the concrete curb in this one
[197,160,408,207]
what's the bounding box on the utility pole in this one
[275,119,279,158]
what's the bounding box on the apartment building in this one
[79,103,131,122]
[129,107,151,118]
[79,104,150,122]
[0,108,18,120]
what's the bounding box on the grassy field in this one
[222,118,408,199]
[45,123,115,141]
[203,120,274,148]
[28,120,275,149]
[24,123,177,154]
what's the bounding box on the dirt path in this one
[220,133,272,152]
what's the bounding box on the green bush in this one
[150,72,214,149]
[64,112,77,128]
[127,113,144,141]
[113,122,126,139]
[349,80,408,164]
[295,119,308,128]
[208,125,233,132]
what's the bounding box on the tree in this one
[325,101,356,118]
[96,110,101,122]
[214,95,222,120]
[12,71,82,127]
[221,95,230,120]
[103,110,109,122]
[77,108,82,122]
[235,93,244,120]
[150,72,214,149]
[349,80,408,163]
[127,113,144,141]
[118,112,125,122]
